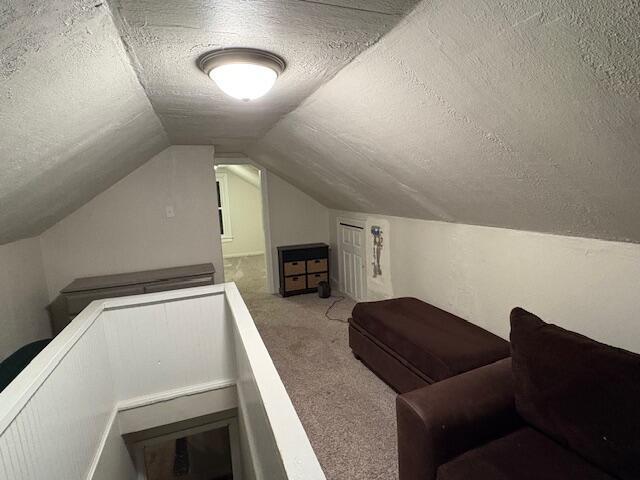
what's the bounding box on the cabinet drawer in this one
[307,272,328,289]
[306,258,327,273]
[284,276,306,292]
[284,261,306,276]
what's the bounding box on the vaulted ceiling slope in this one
[109,0,421,152]
[249,0,640,243]
[0,0,420,246]
[0,0,168,245]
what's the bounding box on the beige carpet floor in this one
[223,255,398,480]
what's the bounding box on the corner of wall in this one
[0,236,52,359]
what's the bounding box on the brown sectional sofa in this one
[397,308,640,480]
[349,297,510,393]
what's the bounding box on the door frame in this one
[130,416,242,480]
[214,156,276,294]
[336,216,367,301]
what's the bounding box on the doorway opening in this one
[214,160,272,296]
[127,413,242,480]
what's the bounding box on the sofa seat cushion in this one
[510,308,640,480]
[351,298,509,382]
[437,427,615,480]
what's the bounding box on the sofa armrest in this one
[396,357,522,480]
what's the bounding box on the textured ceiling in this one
[0,0,168,245]
[1,0,419,245]
[249,0,640,243]
[2,0,640,246]
[109,0,421,152]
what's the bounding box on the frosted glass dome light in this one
[210,63,278,101]
[198,49,286,102]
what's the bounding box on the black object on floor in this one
[318,280,331,298]
[173,437,190,476]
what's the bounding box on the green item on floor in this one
[0,339,52,393]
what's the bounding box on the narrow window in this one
[216,172,233,241]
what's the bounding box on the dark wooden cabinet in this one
[277,243,329,297]
[48,263,215,336]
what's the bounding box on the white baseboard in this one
[223,251,265,259]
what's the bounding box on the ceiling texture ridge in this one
[292,0,402,16]
[106,0,171,136]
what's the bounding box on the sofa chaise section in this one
[350,297,510,393]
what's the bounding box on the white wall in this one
[330,210,640,354]
[40,146,223,299]
[267,172,330,292]
[0,237,51,360]
[219,166,265,258]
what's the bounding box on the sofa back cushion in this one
[510,308,640,480]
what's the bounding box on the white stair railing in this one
[0,283,325,480]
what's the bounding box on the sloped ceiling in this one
[109,0,421,152]
[2,0,639,246]
[0,0,169,245]
[249,0,640,243]
[0,0,420,246]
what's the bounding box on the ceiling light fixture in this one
[198,48,286,102]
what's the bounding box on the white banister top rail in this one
[224,283,326,480]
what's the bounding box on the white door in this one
[339,222,366,301]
